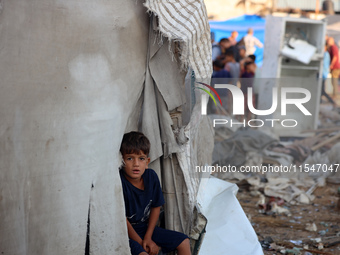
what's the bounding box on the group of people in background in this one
[210,30,340,118]
[322,36,340,108]
[210,28,263,120]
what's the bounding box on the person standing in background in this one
[322,42,337,107]
[243,28,263,56]
[224,49,240,114]
[224,50,240,85]
[212,38,231,61]
[327,37,340,97]
[240,61,257,121]
[236,45,246,63]
[228,31,238,46]
[228,31,239,60]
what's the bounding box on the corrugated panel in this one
[276,0,340,11]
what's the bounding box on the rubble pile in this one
[209,108,340,254]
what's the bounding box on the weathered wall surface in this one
[0,0,149,254]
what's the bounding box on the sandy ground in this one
[236,181,340,255]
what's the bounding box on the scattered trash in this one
[285,247,302,255]
[298,193,311,204]
[290,240,303,246]
[306,223,317,232]
[310,237,322,243]
[319,230,328,236]
[260,236,274,250]
[250,190,262,197]
[209,114,340,254]
[270,242,285,251]
[317,243,324,250]
[256,194,266,210]
[271,203,291,216]
[320,222,329,227]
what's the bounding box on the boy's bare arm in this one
[143,206,161,255]
[145,206,160,239]
[126,219,143,246]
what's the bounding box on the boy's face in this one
[239,49,246,58]
[225,55,232,62]
[122,151,150,182]
[246,63,256,73]
[220,41,230,50]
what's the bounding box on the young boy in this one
[211,59,231,114]
[240,61,256,121]
[119,131,191,255]
[224,49,240,85]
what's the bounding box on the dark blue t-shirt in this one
[212,69,231,79]
[120,168,165,228]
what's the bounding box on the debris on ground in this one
[306,223,317,232]
[209,104,340,254]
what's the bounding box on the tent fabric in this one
[143,16,214,236]
[175,106,215,235]
[209,15,265,66]
[1,1,214,254]
[0,0,148,254]
[141,2,215,236]
[142,17,186,163]
[144,0,213,79]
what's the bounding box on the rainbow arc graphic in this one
[195,82,222,106]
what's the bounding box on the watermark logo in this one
[197,83,312,128]
[195,82,222,107]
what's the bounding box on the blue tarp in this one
[209,15,265,66]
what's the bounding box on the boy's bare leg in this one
[139,252,148,255]
[177,238,191,255]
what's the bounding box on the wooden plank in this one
[311,132,340,151]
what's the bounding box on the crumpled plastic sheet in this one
[197,174,263,255]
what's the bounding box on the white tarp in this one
[197,175,264,255]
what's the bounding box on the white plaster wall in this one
[0,0,149,254]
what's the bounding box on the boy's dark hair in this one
[120,131,150,156]
[213,59,225,69]
[219,38,230,44]
[225,49,234,58]
[248,54,256,61]
[244,61,254,69]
